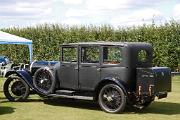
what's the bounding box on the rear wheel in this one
[33,67,55,95]
[98,84,126,113]
[3,76,30,102]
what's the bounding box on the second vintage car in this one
[3,42,171,113]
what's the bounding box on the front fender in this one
[5,70,35,90]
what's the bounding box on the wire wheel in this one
[98,84,126,113]
[3,76,30,102]
[33,67,55,95]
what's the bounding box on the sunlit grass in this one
[0,76,180,120]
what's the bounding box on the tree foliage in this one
[0,22,179,71]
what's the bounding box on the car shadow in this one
[0,99,43,104]
[0,97,5,99]
[1,96,180,115]
[0,106,15,115]
[126,101,180,115]
[44,98,180,115]
[44,98,101,111]
[26,99,43,102]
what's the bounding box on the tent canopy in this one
[0,31,33,63]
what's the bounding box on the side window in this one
[62,47,77,62]
[138,50,148,62]
[81,47,99,63]
[103,46,122,64]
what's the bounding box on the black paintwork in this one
[58,42,153,92]
[30,61,59,75]
[4,42,171,104]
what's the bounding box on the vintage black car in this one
[3,42,171,113]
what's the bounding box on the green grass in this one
[0,76,180,120]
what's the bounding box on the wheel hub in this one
[103,94,113,102]
[11,81,25,96]
[40,78,48,84]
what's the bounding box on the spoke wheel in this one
[3,76,30,102]
[98,84,126,113]
[33,67,55,95]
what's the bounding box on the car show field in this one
[0,76,180,120]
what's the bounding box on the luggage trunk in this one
[136,67,171,99]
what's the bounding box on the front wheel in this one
[98,84,126,113]
[3,76,30,102]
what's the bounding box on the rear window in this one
[138,50,148,62]
[103,46,122,64]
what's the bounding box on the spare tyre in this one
[33,67,56,95]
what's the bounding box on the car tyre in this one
[98,84,126,113]
[3,76,30,102]
[33,67,56,95]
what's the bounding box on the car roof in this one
[61,41,151,47]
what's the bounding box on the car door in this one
[59,46,79,89]
[79,46,101,91]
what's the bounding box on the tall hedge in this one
[0,22,179,71]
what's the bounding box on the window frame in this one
[61,46,78,63]
[80,45,101,65]
[101,45,123,66]
[138,49,149,63]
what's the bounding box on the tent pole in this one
[28,44,33,63]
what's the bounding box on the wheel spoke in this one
[34,69,53,93]
[99,84,126,113]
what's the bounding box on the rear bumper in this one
[156,92,167,99]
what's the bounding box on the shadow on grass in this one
[44,98,180,114]
[26,99,43,102]
[0,98,43,103]
[129,101,180,115]
[44,98,101,111]
[0,106,15,115]
[0,97,5,99]
[1,96,180,115]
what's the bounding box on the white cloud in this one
[172,3,180,20]
[63,0,169,26]
[0,1,54,18]
[0,0,56,28]
[0,0,177,28]
[59,0,83,5]
[111,9,164,26]
[65,8,110,18]
[62,18,82,25]
[85,0,168,10]
[86,0,130,10]
[66,9,89,17]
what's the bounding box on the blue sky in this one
[0,0,180,28]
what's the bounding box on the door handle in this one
[97,68,101,71]
[74,67,79,70]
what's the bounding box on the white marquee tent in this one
[0,31,33,63]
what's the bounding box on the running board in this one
[48,94,94,101]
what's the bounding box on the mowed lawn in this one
[0,76,180,120]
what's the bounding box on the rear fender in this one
[102,77,129,96]
[94,77,129,101]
